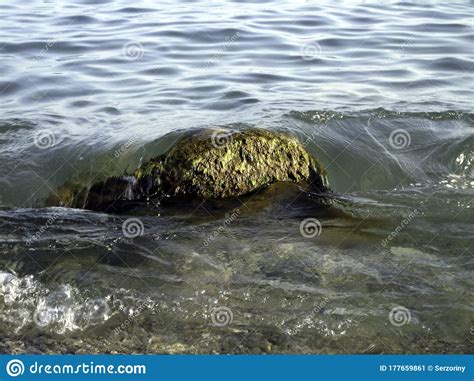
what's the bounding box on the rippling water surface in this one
[0,0,473,354]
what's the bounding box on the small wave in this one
[0,109,472,208]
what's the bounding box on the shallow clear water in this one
[0,0,473,353]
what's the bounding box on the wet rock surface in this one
[48,128,329,212]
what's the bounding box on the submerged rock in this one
[48,128,329,212]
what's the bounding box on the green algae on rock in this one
[48,128,329,211]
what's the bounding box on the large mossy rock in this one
[134,128,327,199]
[48,128,329,211]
